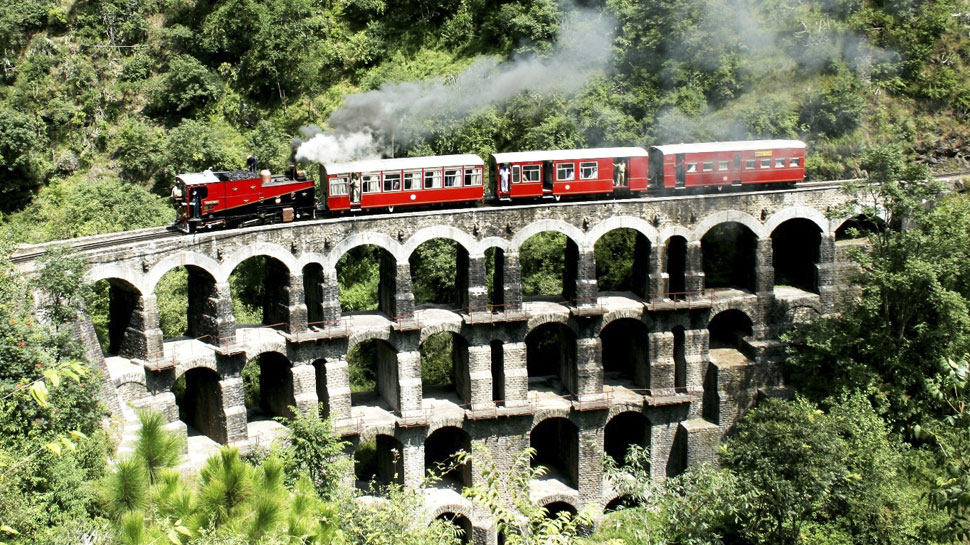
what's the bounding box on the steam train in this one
[171,140,806,233]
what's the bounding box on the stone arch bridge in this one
[17,183,861,544]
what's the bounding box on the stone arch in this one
[408,235,471,308]
[834,214,887,240]
[708,309,754,351]
[87,265,145,295]
[591,224,654,297]
[771,217,823,293]
[226,253,293,328]
[511,219,585,251]
[587,216,659,247]
[763,206,829,237]
[402,225,477,257]
[433,512,473,545]
[482,243,511,309]
[419,320,466,344]
[145,251,223,295]
[604,411,650,466]
[525,322,578,395]
[355,433,404,488]
[600,318,651,389]
[420,330,471,405]
[599,308,647,332]
[86,276,146,357]
[533,494,580,515]
[525,312,575,335]
[693,210,766,241]
[245,351,297,419]
[700,220,759,292]
[604,494,640,512]
[664,235,689,298]
[176,366,225,444]
[347,328,395,354]
[657,225,692,246]
[326,232,404,269]
[347,337,402,411]
[531,417,579,488]
[221,242,297,280]
[425,426,472,489]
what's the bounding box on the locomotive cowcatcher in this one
[172,167,315,233]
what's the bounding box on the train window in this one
[512,165,521,183]
[580,162,598,179]
[330,177,348,196]
[746,159,756,169]
[523,165,540,182]
[384,172,401,191]
[444,169,460,187]
[789,157,800,167]
[403,171,419,190]
[687,163,697,172]
[760,159,771,168]
[464,168,482,186]
[775,158,785,168]
[719,161,729,170]
[557,163,575,181]
[362,174,379,193]
[424,170,442,189]
[703,162,714,171]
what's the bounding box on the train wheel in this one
[388,206,394,212]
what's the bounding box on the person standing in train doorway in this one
[499,163,511,195]
[614,159,626,187]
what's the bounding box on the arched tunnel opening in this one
[435,513,472,545]
[600,318,651,389]
[425,426,472,489]
[348,338,401,411]
[702,222,757,292]
[666,236,688,298]
[354,433,405,490]
[771,218,821,293]
[604,411,650,467]
[336,245,399,316]
[531,417,579,488]
[708,310,753,351]
[594,228,651,297]
[525,323,577,395]
[175,367,224,443]
[241,352,296,419]
[420,332,471,405]
[410,238,469,309]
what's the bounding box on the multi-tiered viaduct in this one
[19,183,862,544]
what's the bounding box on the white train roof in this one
[650,140,806,155]
[492,147,648,164]
[325,154,484,175]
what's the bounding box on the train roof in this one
[324,154,484,175]
[649,140,806,155]
[177,170,259,185]
[492,147,649,164]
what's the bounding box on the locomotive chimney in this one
[260,169,271,185]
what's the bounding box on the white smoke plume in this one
[295,5,616,164]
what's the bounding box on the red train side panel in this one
[323,155,484,212]
[648,140,806,189]
[492,147,649,200]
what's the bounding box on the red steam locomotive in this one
[171,140,806,233]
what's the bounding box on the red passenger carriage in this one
[648,140,806,190]
[491,147,649,200]
[323,154,484,212]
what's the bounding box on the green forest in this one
[4,0,970,543]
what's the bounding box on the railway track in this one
[10,226,181,264]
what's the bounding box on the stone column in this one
[393,262,415,320]
[205,282,236,348]
[502,342,528,407]
[284,274,308,333]
[816,235,840,310]
[464,254,488,313]
[503,252,523,312]
[648,331,675,395]
[754,238,774,295]
[574,336,602,396]
[686,241,705,292]
[317,359,351,421]
[119,294,164,362]
[647,244,664,301]
[291,363,319,416]
[573,249,598,306]
[320,267,342,324]
[685,329,709,420]
[398,428,426,489]
[219,376,249,444]
[395,350,422,416]
[466,344,493,410]
[577,425,604,504]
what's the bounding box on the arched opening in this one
[665,236,688,298]
[354,433,405,489]
[490,340,505,404]
[486,247,505,309]
[594,228,651,298]
[525,323,577,395]
[336,245,398,316]
[544,501,578,520]
[303,263,325,326]
[435,513,472,544]
[835,214,886,240]
[87,278,142,357]
[151,266,193,341]
[228,255,291,328]
[420,332,471,405]
[348,338,401,411]
[531,417,579,488]
[241,352,296,419]
[604,495,640,513]
[672,326,687,391]
[600,318,650,389]
[701,222,757,292]
[708,310,753,352]
[175,367,224,443]
[425,426,472,489]
[604,411,650,467]
[772,218,821,293]
[520,232,579,301]
[410,238,469,309]
[311,358,331,419]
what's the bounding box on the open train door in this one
[675,153,686,188]
[733,153,742,186]
[543,160,553,194]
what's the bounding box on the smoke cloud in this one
[295,5,616,164]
